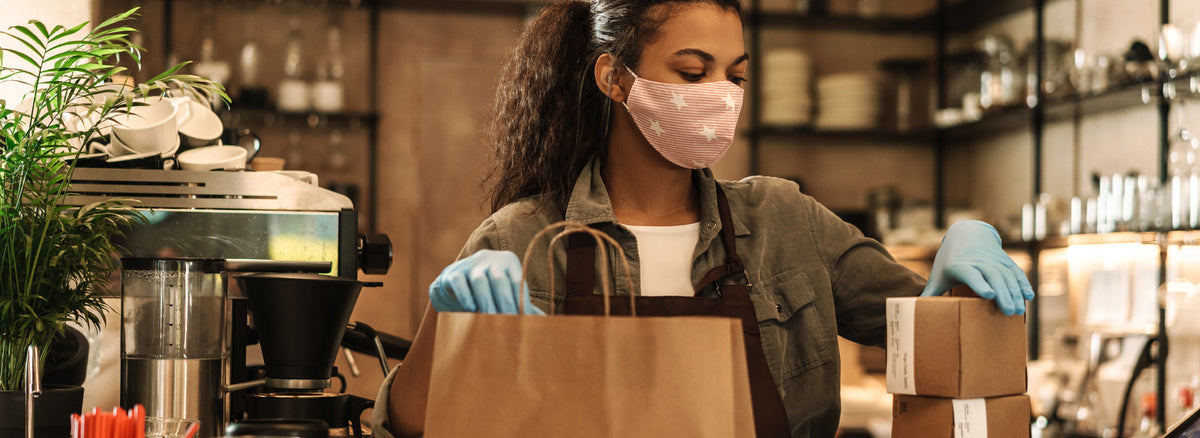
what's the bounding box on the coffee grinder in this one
[234,273,379,437]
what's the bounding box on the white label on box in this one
[952,398,988,438]
[885,297,917,395]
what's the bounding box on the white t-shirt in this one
[623,222,701,297]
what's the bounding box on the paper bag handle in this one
[518,221,636,317]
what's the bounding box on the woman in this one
[374,0,1033,436]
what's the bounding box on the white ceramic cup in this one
[177,100,223,147]
[89,134,138,157]
[109,99,179,155]
[177,145,247,171]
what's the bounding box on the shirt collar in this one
[562,158,750,238]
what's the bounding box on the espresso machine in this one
[68,168,398,437]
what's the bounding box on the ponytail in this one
[484,0,607,213]
[483,0,743,213]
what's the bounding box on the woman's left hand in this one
[921,220,1035,316]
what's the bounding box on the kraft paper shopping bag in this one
[387,222,754,437]
[424,311,751,438]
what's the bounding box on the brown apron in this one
[561,184,792,438]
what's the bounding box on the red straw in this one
[99,413,111,438]
[133,404,145,438]
[70,413,80,438]
[182,421,200,438]
[126,412,137,438]
[92,413,102,438]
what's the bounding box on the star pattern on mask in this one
[649,119,666,135]
[700,125,717,142]
[722,93,736,110]
[670,92,688,110]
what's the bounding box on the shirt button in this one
[775,304,782,313]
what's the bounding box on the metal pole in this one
[934,0,947,229]
[1156,0,1170,430]
[368,1,380,233]
[25,345,41,438]
[748,0,763,175]
[1027,0,1046,361]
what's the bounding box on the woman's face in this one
[632,4,748,87]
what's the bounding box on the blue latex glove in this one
[429,249,545,315]
[920,220,1035,316]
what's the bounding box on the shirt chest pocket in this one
[750,269,836,383]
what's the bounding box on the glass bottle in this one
[978,35,1018,111]
[1169,127,1194,230]
[278,4,310,111]
[238,1,267,108]
[1175,102,1200,229]
[283,11,303,81]
[313,10,346,113]
[193,0,230,92]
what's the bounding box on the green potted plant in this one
[0,8,225,435]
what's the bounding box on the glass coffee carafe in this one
[121,258,228,438]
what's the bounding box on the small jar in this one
[977,35,1020,111]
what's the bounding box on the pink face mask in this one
[622,67,745,169]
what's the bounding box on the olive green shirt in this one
[373,159,926,438]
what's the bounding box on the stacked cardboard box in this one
[887,287,1032,438]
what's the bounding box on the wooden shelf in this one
[220,108,379,127]
[1005,232,1163,251]
[753,0,1063,35]
[370,0,542,14]
[749,12,930,34]
[1043,82,1158,123]
[911,0,1037,33]
[1003,229,1200,252]
[754,125,933,142]
[941,107,1032,140]
[938,77,1191,141]
[367,0,1054,33]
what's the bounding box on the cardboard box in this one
[885,296,1027,398]
[892,394,1032,438]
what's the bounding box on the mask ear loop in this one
[617,64,637,110]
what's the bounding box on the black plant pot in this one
[0,385,84,437]
[44,326,90,386]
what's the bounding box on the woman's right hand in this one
[428,249,545,315]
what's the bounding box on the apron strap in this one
[693,184,747,295]
[565,233,597,297]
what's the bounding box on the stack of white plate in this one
[814,72,881,131]
[761,50,813,127]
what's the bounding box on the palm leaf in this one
[0,48,40,72]
[30,21,52,40]
[7,26,45,51]
[54,22,89,41]
[90,8,138,36]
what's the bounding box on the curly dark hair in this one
[483,0,743,213]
